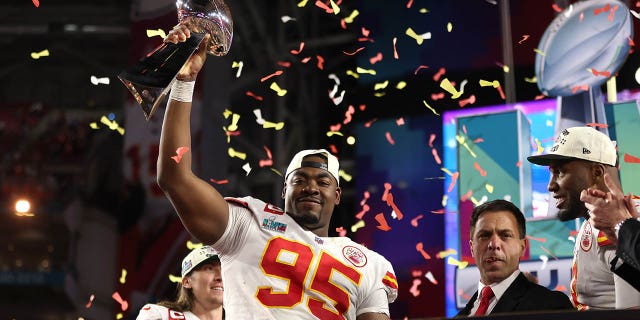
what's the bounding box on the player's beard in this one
[556,195,587,221]
[291,209,321,227]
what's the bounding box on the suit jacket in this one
[456,273,574,317]
[610,218,640,291]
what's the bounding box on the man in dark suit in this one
[456,200,574,317]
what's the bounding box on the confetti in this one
[346,70,359,78]
[232,61,244,78]
[228,147,247,160]
[585,122,608,128]
[209,178,229,184]
[119,268,127,284]
[425,271,438,285]
[339,170,352,182]
[335,226,347,237]
[431,148,442,164]
[410,214,423,227]
[263,121,284,130]
[433,67,446,81]
[571,84,589,94]
[297,0,309,7]
[406,0,414,8]
[624,153,640,163]
[170,147,190,163]
[485,184,494,193]
[414,65,429,75]
[169,274,182,283]
[374,80,389,90]
[447,257,468,269]
[343,47,365,56]
[246,91,263,101]
[593,3,611,15]
[314,0,334,13]
[392,37,399,59]
[343,10,359,24]
[473,162,487,176]
[351,219,366,232]
[316,55,325,70]
[385,131,395,145]
[533,48,545,56]
[436,248,457,259]
[375,213,391,231]
[99,116,125,135]
[458,95,476,107]
[385,193,405,220]
[430,92,445,101]
[32,0,40,7]
[356,67,376,75]
[479,79,500,88]
[112,291,128,311]
[343,105,355,124]
[396,117,405,126]
[270,82,288,96]
[281,15,296,23]
[540,255,549,270]
[146,28,166,38]
[518,34,530,44]
[526,235,547,243]
[405,28,431,45]
[90,75,110,85]
[409,278,421,297]
[415,242,431,259]
[260,70,284,82]
[396,81,407,89]
[290,42,305,55]
[446,22,453,32]
[589,68,611,77]
[85,294,95,308]
[440,78,462,99]
[242,163,252,175]
[370,52,383,64]
[30,49,50,59]
[447,171,459,193]
[524,76,537,83]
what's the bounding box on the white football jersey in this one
[213,196,398,320]
[571,206,640,310]
[136,304,200,320]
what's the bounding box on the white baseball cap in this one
[181,245,220,277]
[285,149,340,185]
[527,126,617,166]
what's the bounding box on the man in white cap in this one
[136,245,224,320]
[527,126,640,310]
[156,25,397,319]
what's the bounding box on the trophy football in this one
[118,0,233,120]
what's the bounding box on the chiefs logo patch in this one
[342,246,368,267]
[580,221,593,252]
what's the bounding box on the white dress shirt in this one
[469,270,521,316]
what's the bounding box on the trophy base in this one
[118,32,206,120]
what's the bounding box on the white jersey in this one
[136,304,200,320]
[571,218,640,310]
[213,196,398,320]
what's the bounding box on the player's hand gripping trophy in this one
[118,0,232,120]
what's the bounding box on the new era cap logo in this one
[583,148,591,155]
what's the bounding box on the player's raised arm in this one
[157,24,229,245]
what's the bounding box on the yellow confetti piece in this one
[227,113,240,131]
[422,100,440,116]
[116,313,123,320]
[270,82,287,96]
[263,121,284,130]
[351,220,365,232]
[374,80,389,90]
[223,109,233,119]
[479,79,500,88]
[447,257,468,269]
[168,274,182,283]
[100,116,126,135]
[30,49,49,59]
[327,131,344,137]
[419,8,429,13]
[297,0,309,7]
[441,168,454,176]
[405,27,424,45]
[356,67,377,75]
[346,136,356,145]
[89,122,99,129]
[471,196,479,206]
[339,169,352,182]
[396,81,407,89]
[533,48,545,56]
[231,61,244,78]
[329,0,340,14]
[440,78,462,99]
[228,147,247,160]
[502,65,510,73]
[346,70,360,78]
[441,194,448,207]
[119,269,127,284]
[485,184,494,193]
[524,76,537,83]
[437,248,457,258]
[535,138,544,154]
[343,10,359,24]
[374,92,386,97]
[186,240,202,250]
[447,22,453,32]
[146,28,166,38]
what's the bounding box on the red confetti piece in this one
[385,131,395,145]
[534,94,546,100]
[586,122,608,128]
[551,3,563,12]
[396,117,405,126]
[361,27,370,37]
[415,242,432,259]
[496,85,506,100]
[316,55,325,70]
[277,61,291,68]
[431,209,445,214]
[85,294,95,308]
[447,172,459,193]
[209,178,229,184]
[458,95,476,108]
[260,70,284,82]
[433,67,446,81]
[460,189,473,202]
[330,123,342,131]
[539,245,558,260]
[382,182,392,201]
[431,148,442,165]
[392,37,399,59]
[301,57,312,63]
[385,192,405,220]
[364,118,377,127]
[414,65,429,75]
[336,226,347,237]
[406,0,414,8]
[473,162,487,177]
[112,291,129,311]
[571,84,589,94]
[629,36,635,47]
[516,160,522,167]
[246,91,263,101]
[428,133,436,148]
[473,138,484,144]
[624,153,640,163]
[375,213,391,231]
[410,214,424,227]
[594,3,611,15]
[171,146,190,163]
[518,35,530,44]
[343,47,365,56]
[409,278,421,297]
[554,284,568,292]
[359,104,366,111]
[369,52,383,64]
[355,204,370,220]
[343,105,355,124]
[32,0,40,7]
[458,288,471,300]
[431,92,445,100]
[590,68,611,77]
[526,235,547,243]
[569,230,579,237]
[290,42,305,55]
[329,144,338,154]
[315,0,333,13]
[263,145,273,160]
[259,159,273,167]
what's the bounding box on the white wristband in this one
[169,80,195,102]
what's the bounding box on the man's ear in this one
[334,187,342,205]
[469,240,475,258]
[520,238,528,257]
[591,163,606,188]
[182,276,190,288]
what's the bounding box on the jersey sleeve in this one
[603,244,640,308]
[135,304,165,320]
[212,197,255,258]
[356,254,398,316]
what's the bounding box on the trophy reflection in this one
[118,0,233,120]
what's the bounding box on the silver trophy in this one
[118,0,233,120]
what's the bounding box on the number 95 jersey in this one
[213,196,398,320]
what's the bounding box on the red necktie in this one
[474,285,494,316]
